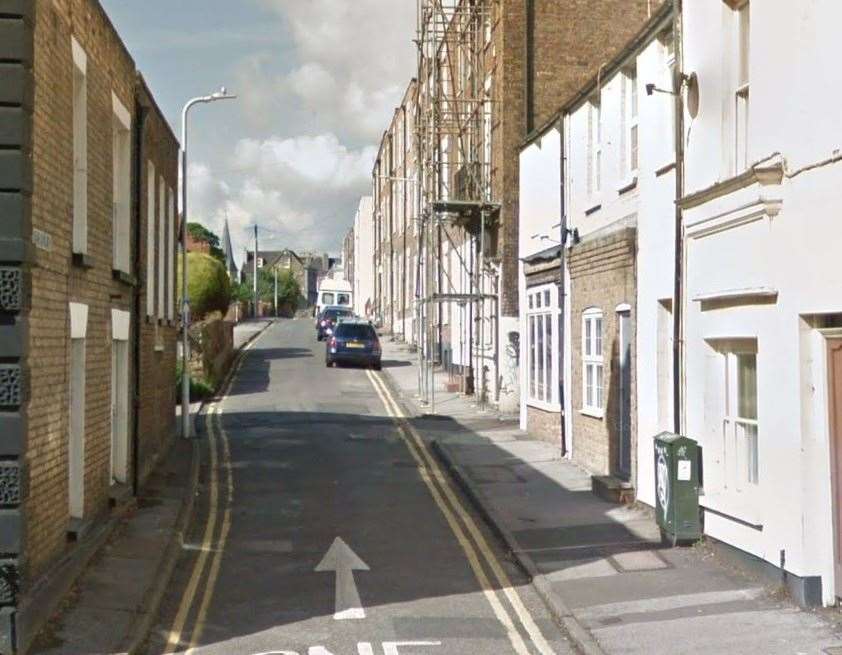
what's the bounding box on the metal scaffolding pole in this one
[414,0,498,413]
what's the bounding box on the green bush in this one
[177,252,231,320]
[175,360,216,404]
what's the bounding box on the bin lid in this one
[654,431,697,446]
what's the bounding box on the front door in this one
[110,340,129,485]
[618,310,632,480]
[828,337,842,593]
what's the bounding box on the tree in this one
[177,252,231,320]
[187,222,225,263]
[235,267,302,314]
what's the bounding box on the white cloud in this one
[188,133,377,267]
[242,0,416,144]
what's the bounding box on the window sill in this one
[584,202,602,216]
[617,176,638,195]
[526,399,561,413]
[580,407,604,420]
[112,269,136,286]
[154,344,165,353]
[655,162,676,178]
[72,252,94,269]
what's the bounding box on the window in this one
[527,285,558,407]
[146,161,156,317]
[724,346,758,487]
[112,94,131,273]
[167,188,175,320]
[322,292,335,305]
[158,177,166,319]
[587,101,602,197]
[72,38,88,256]
[621,69,639,177]
[582,309,604,415]
[733,1,750,172]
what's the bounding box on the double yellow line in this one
[366,370,556,655]
[164,335,259,654]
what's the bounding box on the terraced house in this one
[0,1,178,651]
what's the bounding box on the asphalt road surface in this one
[144,318,573,655]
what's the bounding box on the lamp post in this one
[180,87,236,439]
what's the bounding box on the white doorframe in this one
[69,302,88,519]
[111,310,131,485]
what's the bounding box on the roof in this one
[521,244,562,264]
[520,1,674,151]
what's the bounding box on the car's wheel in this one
[325,358,332,368]
[372,361,382,371]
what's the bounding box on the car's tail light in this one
[329,337,337,347]
[320,320,326,327]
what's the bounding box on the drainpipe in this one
[672,0,685,435]
[131,100,148,495]
[558,116,569,457]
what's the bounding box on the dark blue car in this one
[325,320,381,370]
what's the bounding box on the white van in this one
[316,278,353,317]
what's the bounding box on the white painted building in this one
[353,196,375,318]
[518,7,676,474]
[680,0,842,605]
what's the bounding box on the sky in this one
[100,0,416,266]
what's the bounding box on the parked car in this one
[316,306,354,341]
[325,319,381,370]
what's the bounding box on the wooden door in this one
[829,338,842,592]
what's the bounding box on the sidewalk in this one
[379,340,842,655]
[30,436,198,655]
[29,320,275,655]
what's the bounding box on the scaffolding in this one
[415,0,500,413]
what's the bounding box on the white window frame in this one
[526,285,559,410]
[146,161,156,317]
[167,188,175,320]
[587,100,602,198]
[72,37,88,256]
[158,177,166,320]
[732,0,750,173]
[112,93,132,273]
[621,68,639,179]
[723,343,759,490]
[582,308,604,417]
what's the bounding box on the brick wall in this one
[527,405,561,446]
[25,0,139,580]
[136,78,178,486]
[568,228,637,479]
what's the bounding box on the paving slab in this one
[379,339,842,655]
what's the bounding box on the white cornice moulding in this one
[692,287,778,304]
[685,198,782,240]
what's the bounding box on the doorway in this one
[828,337,842,594]
[617,308,632,480]
[111,339,129,485]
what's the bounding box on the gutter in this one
[131,99,147,495]
[672,0,685,435]
[558,116,569,457]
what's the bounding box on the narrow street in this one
[144,319,573,655]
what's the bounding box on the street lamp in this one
[180,87,237,439]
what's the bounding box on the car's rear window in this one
[335,324,377,340]
[324,309,352,320]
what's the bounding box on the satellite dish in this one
[686,72,700,119]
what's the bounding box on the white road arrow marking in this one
[315,537,370,620]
